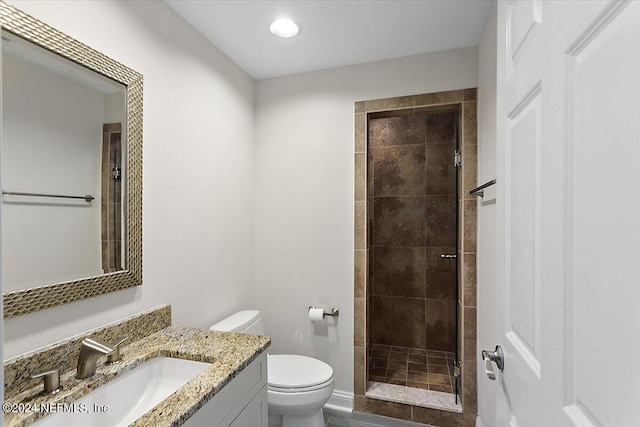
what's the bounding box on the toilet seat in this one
[268,354,334,392]
[268,377,334,393]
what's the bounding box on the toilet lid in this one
[268,354,333,389]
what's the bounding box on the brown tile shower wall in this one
[459,95,478,420]
[368,112,457,353]
[353,89,478,426]
[102,123,122,273]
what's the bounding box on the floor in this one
[324,408,433,427]
[368,344,457,394]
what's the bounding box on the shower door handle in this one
[481,345,504,380]
[440,254,457,259]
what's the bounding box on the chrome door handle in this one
[481,345,504,380]
[440,254,457,258]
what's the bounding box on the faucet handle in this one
[30,368,63,395]
[106,336,129,364]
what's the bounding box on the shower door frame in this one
[353,89,478,426]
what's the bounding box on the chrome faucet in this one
[76,338,115,379]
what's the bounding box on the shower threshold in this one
[365,381,462,414]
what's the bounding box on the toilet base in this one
[268,409,325,427]
[267,380,333,427]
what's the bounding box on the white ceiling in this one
[164,0,495,80]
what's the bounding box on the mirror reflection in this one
[1,30,128,293]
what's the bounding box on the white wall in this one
[254,48,478,395]
[104,92,125,124]
[476,5,498,427]
[1,32,4,417]
[3,0,255,359]
[2,52,105,292]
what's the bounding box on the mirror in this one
[1,2,143,318]
[2,29,128,291]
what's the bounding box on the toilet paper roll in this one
[308,307,325,322]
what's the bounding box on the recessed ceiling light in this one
[269,18,300,39]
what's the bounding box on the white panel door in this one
[493,1,640,426]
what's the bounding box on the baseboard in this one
[476,415,483,427]
[324,390,354,413]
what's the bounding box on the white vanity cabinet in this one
[183,352,268,427]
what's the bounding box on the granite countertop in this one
[4,326,271,427]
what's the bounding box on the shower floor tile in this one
[368,344,456,394]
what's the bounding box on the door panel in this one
[564,2,640,426]
[506,89,541,376]
[507,0,541,70]
[497,2,544,426]
[495,1,640,426]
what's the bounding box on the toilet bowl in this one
[210,310,334,427]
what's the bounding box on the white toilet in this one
[210,310,334,427]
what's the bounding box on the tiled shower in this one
[354,89,477,426]
[367,110,459,394]
[101,123,123,273]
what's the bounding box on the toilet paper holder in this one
[308,306,340,318]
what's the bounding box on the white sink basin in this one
[33,357,210,427]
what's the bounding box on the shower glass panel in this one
[367,109,459,397]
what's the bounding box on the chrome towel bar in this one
[469,179,496,198]
[2,190,94,202]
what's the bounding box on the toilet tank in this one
[209,310,264,335]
